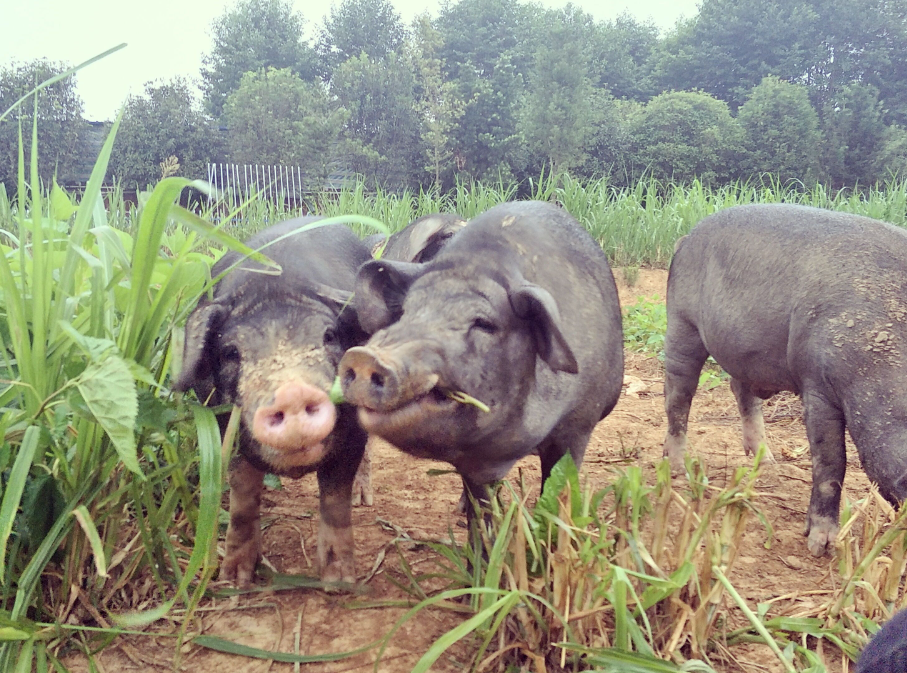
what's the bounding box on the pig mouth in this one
[357,384,457,432]
[258,439,329,471]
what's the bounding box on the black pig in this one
[351,213,467,506]
[175,218,370,587]
[339,201,624,504]
[663,204,907,556]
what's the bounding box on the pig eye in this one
[472,317,498,334]
[221,345,240,363]
[323,327,338,346]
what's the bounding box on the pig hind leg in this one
[351,440,373,507]
[802,390,846,557]
[730,378,776,464]
[663,317,709,473]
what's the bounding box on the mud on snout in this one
[239,350,338,471]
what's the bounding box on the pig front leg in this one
[802,391,846,556]
[317,484,356,583]
[316,418,366,584]
[662,318,709,473]
[730,378,776,464]
[222,455,265,588]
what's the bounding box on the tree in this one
[223,68,345,185]
[0,59,85,193]
[809,0,907,125]
[331,53,421,188]
[201,0,317,119]
[736,76,821,183]
[521,11,593,176]
[589,13,659,101]
[109,78,223,189]
[820,82,888,187]
[652,0,824,109]
[629,90,742,184]
[436,0,538,181]
[409,14,465,187]
[316,0,406,79]
[580,91,641,183]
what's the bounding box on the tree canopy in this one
[7,0,907,194]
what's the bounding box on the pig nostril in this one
[269,411,285,427]
[371,372,385,389]
[305,403,319,415]
[343,369,356,385]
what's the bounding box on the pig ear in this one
[173,301,228,393]
[509,284,578,374]
[406,216,465,263]
[354,259,423,333]
[312,283,354,311]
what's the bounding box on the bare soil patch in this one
[65,268,874,672]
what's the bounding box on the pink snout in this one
[252,381,336,452]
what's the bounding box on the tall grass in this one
[206,171,907,268]
[0,71,282,669]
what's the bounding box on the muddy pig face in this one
[338,259,577,469]
[176,298,358,473]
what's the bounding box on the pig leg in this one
[802,391,846,557]
[316,415,366,584]
[351,440,373,507]
[663,318,709,473]
[222,455,265,588]
[539,423,595,484]
[730,378,776,464]
[462,476,492,559]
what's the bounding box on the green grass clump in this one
[623,296,667,357]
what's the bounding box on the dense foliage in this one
[4,0,907,192]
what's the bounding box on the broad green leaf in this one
[75,356,141,476]
[534,452,580,531]
[57,322,117,361]
[49,181,76,221]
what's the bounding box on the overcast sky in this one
[2,0,700,121]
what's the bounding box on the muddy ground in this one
[66,269,885,673]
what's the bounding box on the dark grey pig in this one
[663,203,907,556]
[363,213,466,259]
[174,218,370,587]
[338,201,624,502]
[351,212,467,506]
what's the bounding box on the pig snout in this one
[339,347,402,411]
[252,381,336,451]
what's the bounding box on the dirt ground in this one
[66,269,882,673]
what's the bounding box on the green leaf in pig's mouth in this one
[443,390,490,413]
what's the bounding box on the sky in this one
[2,0,701,121]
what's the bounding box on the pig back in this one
[212,217,372,301]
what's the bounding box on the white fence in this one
[205,163,358,208]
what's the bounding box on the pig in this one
[174,217,371,587]
[363,213,466,260]
[338,201,624,509]
[351,213,467,507]
[663,203,907,556]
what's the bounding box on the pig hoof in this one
[320,558,356,588]
[806,519,838,557]
[221,551,259,589]
[351,485,374,507]
[455,489,469,516]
